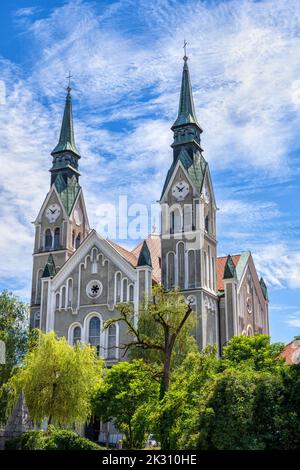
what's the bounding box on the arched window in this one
[72,231,75,248]
[129,285,134,302]
[45,229,52,250]
[75,233,81,249]
[73,326,81,345]
[34,311,40,329]
[67,279,73,307]
[61,286,66,309]
[178,243,185,289]
[123,279,128,302]
[188,250,196,288]
[55,293,60,309]
[115,273,121,303]
[184,204,193,231]
[205,214,210,233]
[203,251,207,287]
[107,324,117,359]
[53,227,60,249]
[167,252,175,289]
[89,316,101,356]
[170,208,183,234]
[247,325,254,337]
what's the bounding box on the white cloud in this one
[285,311,300,328]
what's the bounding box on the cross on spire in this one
[183,39,188,62]
[66,71,72,92]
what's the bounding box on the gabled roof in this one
[132,234,161,283]
[224,255,237,280]
[161,149,207,200]
[54,174,81,215]
[137,241,152,267]
[217,255,241,291]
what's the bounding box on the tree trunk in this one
[159,345,172,450]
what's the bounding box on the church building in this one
[30,54,269,360]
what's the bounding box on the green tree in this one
[0,290,29,423]
[221,334,284,371]
[4,331,103,426]
[105,285,196,450]
[92,360,158,448]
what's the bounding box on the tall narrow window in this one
[122,279,128,302]
[184,204,193,232]
[36,269,43,304]
[45,229,52,250]
[204,252,207,287]
[53,227,60,249]
[61,286,66,309]
[174,208,182,233]
[68,279,73,307]
[116,273,121,303]
[167,252,175,289]
[107,324,116,359]
[205,214,210,233]
[208,246,212,289]
[170,211,175,234]
[73,326,81,345]
[188,250,196,288]
[178,243,185,289]
[89,316,101,356]
[34,311,40,329]
[55,293,60,309]
[72,230,75,248]
[75,233,81,249]
[129,285,134,302]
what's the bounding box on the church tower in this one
[160,50,219,350]
[30,84,90,329]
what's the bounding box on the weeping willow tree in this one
[3,331,103,427]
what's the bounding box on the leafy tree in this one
[3,331,103,426]
[92,360,158,449]
[221,334,284,371]
[105,285,196,449]
[106,285,196,398]
[0,290,29,423]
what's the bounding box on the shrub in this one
[5,427,103,450]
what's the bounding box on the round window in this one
[86,280,103,299]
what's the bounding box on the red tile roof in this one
[216,255,241,292]
[280,339,300,365]
[108,234,161,284]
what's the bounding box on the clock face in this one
[172,180,189,201]
[46,204,61,223]
[74,207,83,226]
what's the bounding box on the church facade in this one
[30,55,269,360]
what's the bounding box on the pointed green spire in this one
[259,277,269,301]
[224,255,237,280]
[137,241,152,267]
[42,254,56,278]
[172,55,201,130]
[51,86,81,158]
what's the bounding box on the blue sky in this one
[0,0,299,343]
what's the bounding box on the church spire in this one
[51,80,81,158]
[171,44,203,159]
[50,77,81,187]
[172,43,202,131]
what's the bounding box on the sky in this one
[0,0,299,343]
